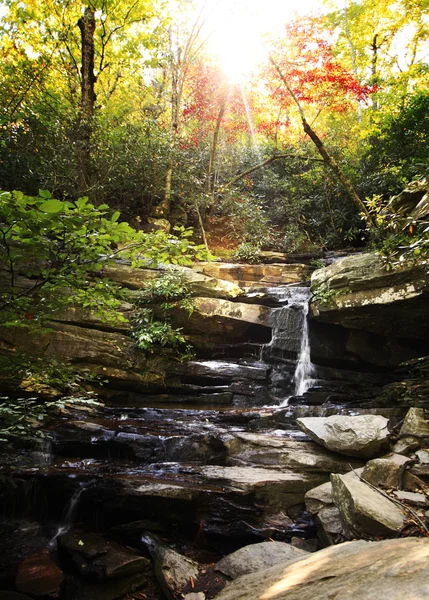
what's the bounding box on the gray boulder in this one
[296,415,389,458]
[142,534,199,600]
[331,473,405,538]
[362,453,422,490]
[212,538,429,600]
[215,542,307,579]
[393,408,429,454]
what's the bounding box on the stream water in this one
[0,278,400,598]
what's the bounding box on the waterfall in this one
[261,286,315,404]
[49,482,92,547]
[293,299,314,396]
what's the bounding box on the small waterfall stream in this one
[293,289,315,397]
[261,285,315,404]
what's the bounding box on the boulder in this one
[331,473,405,538]
[15,549,64,597]
[57,531,150,580]
[142,534,199,600]
[362,454,422,490]
[311,252,429,341]
[215,542,307,579]
[315,506,345,546]
[393,408,429,454]
[211,538,429,600]
[304,482,333,514]
[296,415,390,459]
[225,433,364,473]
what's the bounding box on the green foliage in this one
[131,308,193,358]
[0,354,105,396]
[139,270,195,313]
[0,190,210,327]
[366,191,429,267]
[234,242,262,263]
[0,395,101,444]
[131,269,195,358]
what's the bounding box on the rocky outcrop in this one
[296,415,390,459]
[311,253,429,341]
[103,264,244,299]
[212,538,429,600]
[195,263,311,287]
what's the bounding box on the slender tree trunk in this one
[268,53,376,229]
[371,34,379,111]
[77,6,96,196]
[344,0,362,122]
[206,97,227,194]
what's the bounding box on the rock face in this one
[296,415,390,459]
[311,253,429,341]
[330,474,405,537]
[216,542,308,579]
[212,538,429,600]
[195,262,311,287]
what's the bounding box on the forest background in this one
[1,0,428,260]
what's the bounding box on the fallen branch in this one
[220,153,323,191]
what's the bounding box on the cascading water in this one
[261,285,315,404]
[49,481,93,547]
[293,295,315,396]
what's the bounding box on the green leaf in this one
[111,211,121,223]
[39,199,64,213]
[39,189,52,199]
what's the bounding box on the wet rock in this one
[215,541,307,579]
[52,421,116,457]
[225,433,364,473]
[15,549,64,597]
[142,534,199,600]
[331,473,405,538]
[393,408,429,454]
[58,531,150,580]
[201,465,326,510]
[174,360,269,382]
[212,538,429,600]
[184,594,206,600]
[296,415,389,459]
[163,433,227,464]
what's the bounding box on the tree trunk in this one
[77,6,96,197]
[268,53,376,229]
[371,33,379,111]
[301,118,375,227]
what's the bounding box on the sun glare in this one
[202,0,320,82]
